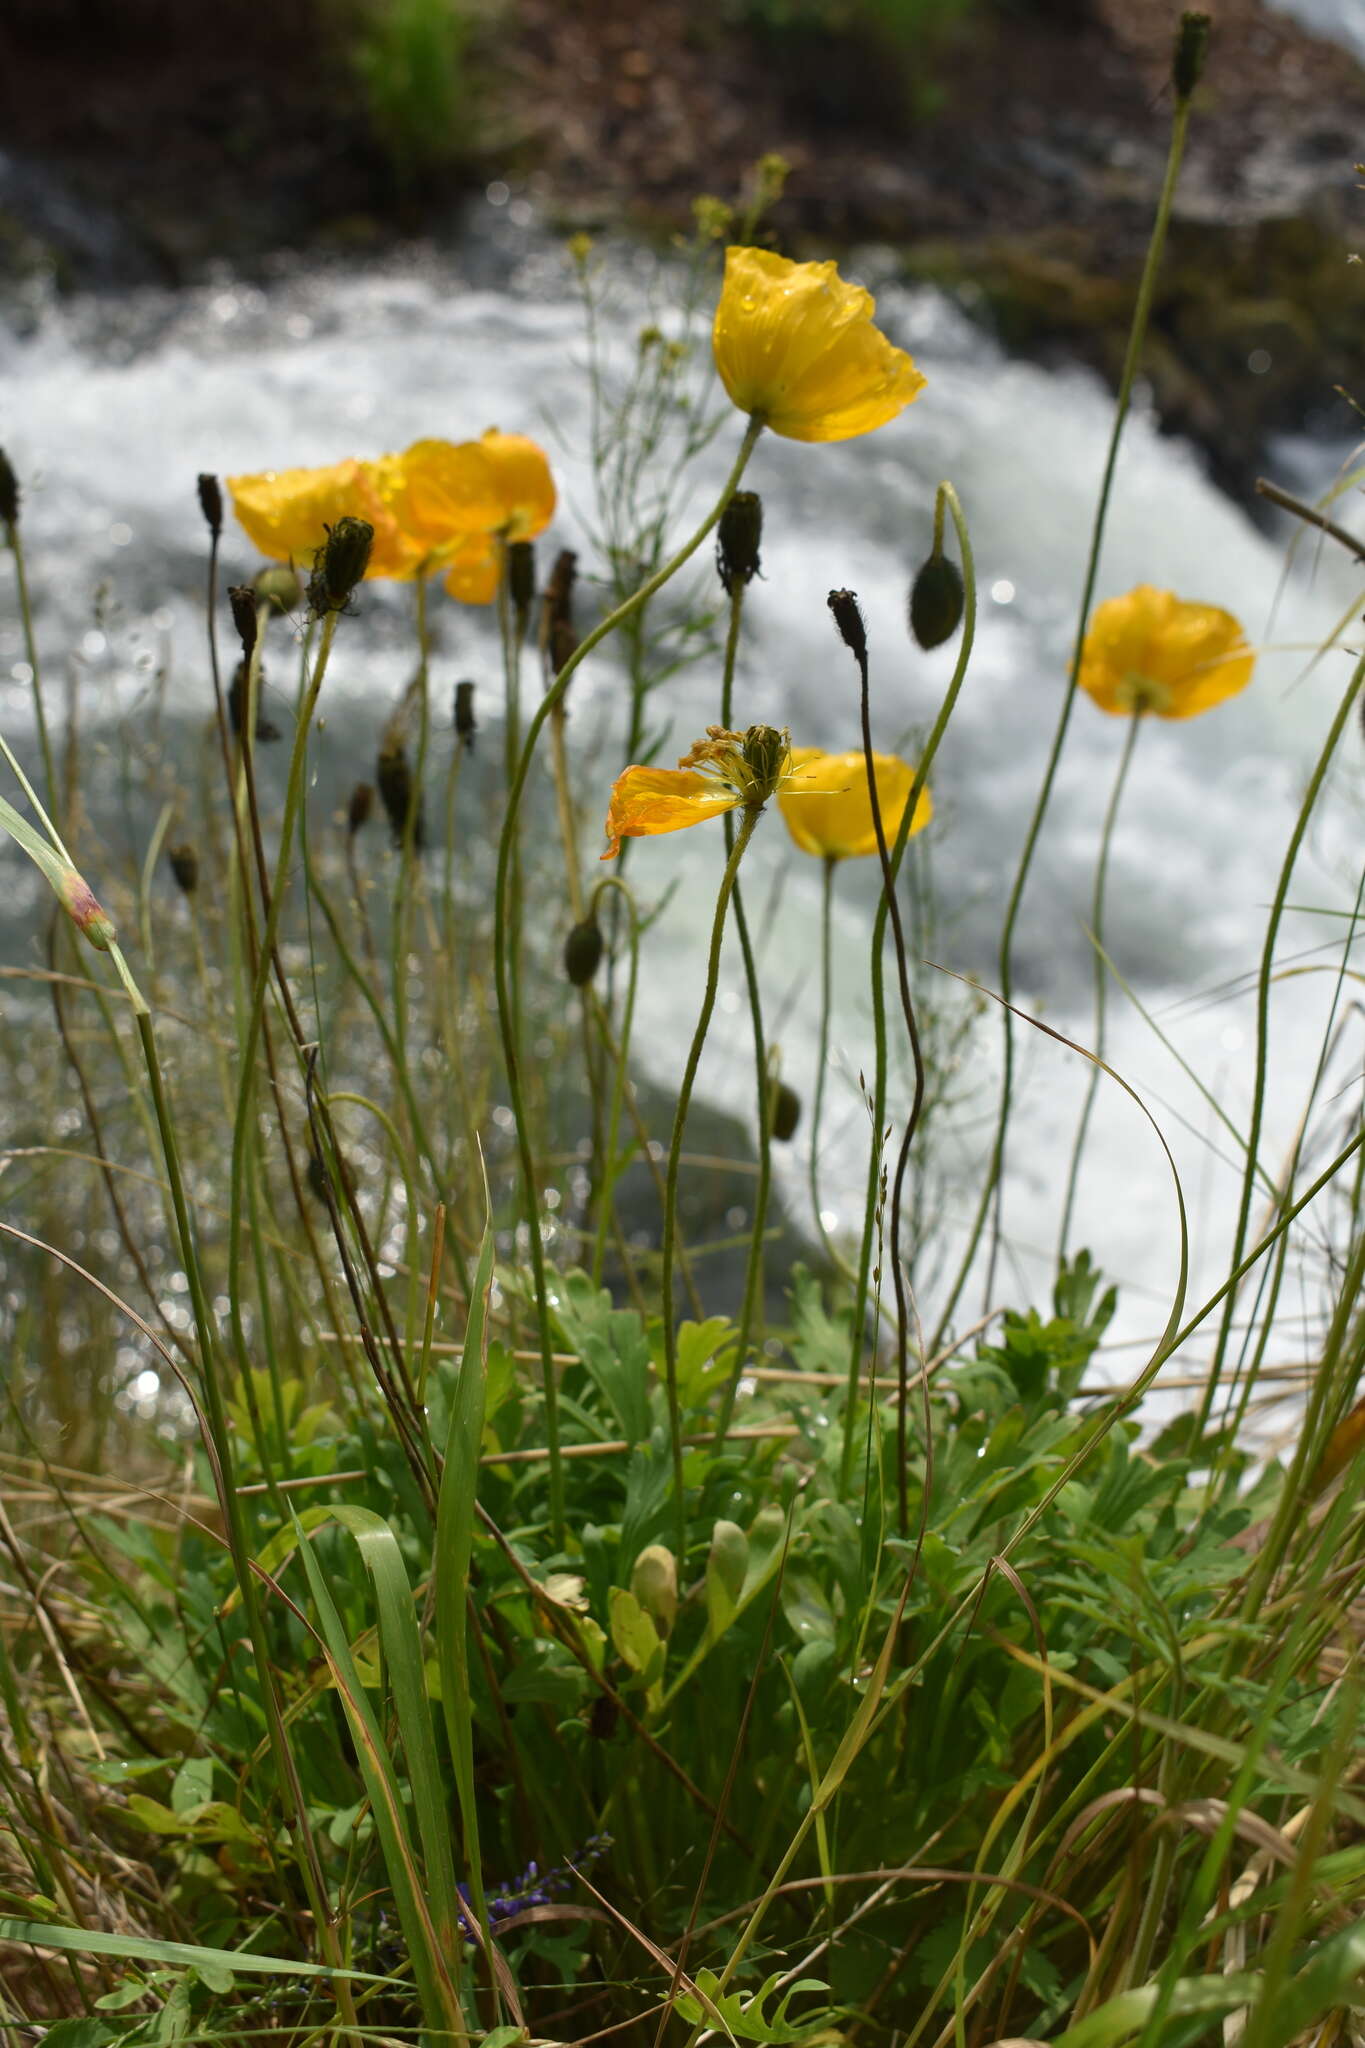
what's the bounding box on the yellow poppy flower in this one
[602,724,792,859]
[1076,585,1255,719]
[391,430,556,604]
[778,747,932,860]
[227,460,424,581]
[712,246,926,443]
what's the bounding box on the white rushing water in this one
[1,204,1361,1395]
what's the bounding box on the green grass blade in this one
[0,1918,389,1982]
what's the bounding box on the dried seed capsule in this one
[908,554,965,650]
[827,588,867,664]
[564,916,604,987]
[196,473,222,537]
[717,490,763,593]
[454,679,477,750]
[167,843,199,895]
[770,1080,801,1142]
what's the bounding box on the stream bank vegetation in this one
[4,23,1365,2047]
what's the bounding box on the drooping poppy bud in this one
[770,1079,801,1142]
[564,915,605,987]
[908,554,965,650]
[827,588,867,664]
[167,843,199,895]
[717,490,763,594]
[254,563,303,612]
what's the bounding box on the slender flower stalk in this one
[492,417,764,1545]
[844,482,975,1490]
[2,475,60,815]
[944,67,1201,1328]
[808,856,854,1279]
[1057,711,1143,1258]
[661,804,764,1549]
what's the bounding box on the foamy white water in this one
[2,207,1361,1398]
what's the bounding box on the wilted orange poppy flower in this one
[228,460,424,581]
[778,747,931,860]
[1076,586,1254,719]
[602,725,793,859]
[712,246,925,444]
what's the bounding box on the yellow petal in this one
[228,459,423,581]
[442,532,502,605]
[392,438,504,557]
[601,766,743,860]
[1077,585,1254,719]
[479,428,556,540]
[778,747,931,859]
[712,246,925,444]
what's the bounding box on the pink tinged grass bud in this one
[197,472,222,537]
[827,587,867,664]
[58,867,116,951]
[0,448,19,527]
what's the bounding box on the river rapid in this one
[1,207,1361,1410]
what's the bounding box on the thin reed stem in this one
[5,512,59,815]
[808,856,854,1279]
[1057,710,1142,1259]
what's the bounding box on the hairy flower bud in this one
[196,472,222,538]
[308,515,374,617]
[741,723,789,802]
[563,915,605,987]
[377,736,424,850]
[908,554,965,650]
[228,585,259,659]
[347,782,373,835]
[1172,10,1211,100]
[717,490,763,594]
[454,679,477,750]
[827,588,867,664]
[0,447,19,528]
[508,540,536,629]
[167,843,199,895]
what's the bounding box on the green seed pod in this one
[770,1080,801,1142]
[908,554,965,650]
[308,515,374,617]
[717,490,763,593]
[0,447,20,527]
[564,916,605,987]
[167,843,199,895]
